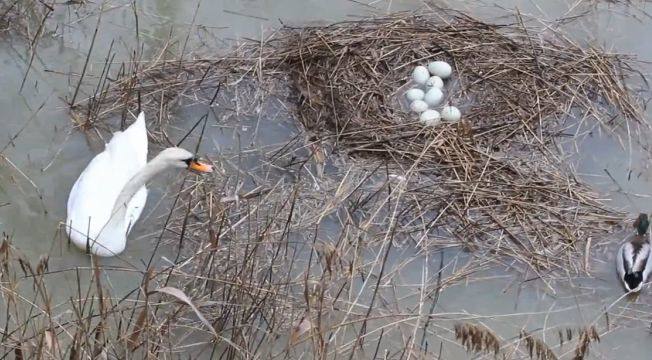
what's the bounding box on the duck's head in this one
[624,271,644,292]
[633,213,650,236]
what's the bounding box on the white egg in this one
[412,66,430,84]
[410,100,428,113]
[425,76,444,89]
[441,105,462,122]
[419,110,441,127]
[423,87,443,107]
[428,61,452,79]
[405,88,425,102]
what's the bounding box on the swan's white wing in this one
[106,112,148,174]
[116,113,149,234]
[66,150,120,247]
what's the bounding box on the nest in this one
[231,12,639,272]
[70,11,644,273]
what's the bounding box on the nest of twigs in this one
[235,12,641,272]
[74,11,644,273]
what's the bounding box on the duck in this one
[616,213,652,292]
[65,112,213,257]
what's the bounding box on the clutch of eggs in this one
[405,61,460,125]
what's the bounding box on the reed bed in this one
[0,0,64,43]
[72,10,642,274]
[0,0,81,92]
[2,7,649,360]
[0,168,623,358]
[0,0,49,36]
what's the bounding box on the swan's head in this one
[158,147,213,173]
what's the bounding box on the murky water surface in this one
[2,0,652,358]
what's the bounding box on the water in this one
[2,0,652,358]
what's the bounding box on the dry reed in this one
[455,322,501,357]
[71,10,642,274]
[1,6,647,360]
[0,0,60,42]
[520,330,558,360]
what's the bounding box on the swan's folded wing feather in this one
[108,114,149,229]
[106,113,148,171]
[66,151,120,242]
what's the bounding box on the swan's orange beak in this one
[188,159,213,173]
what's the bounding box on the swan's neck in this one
[109,155,171,224]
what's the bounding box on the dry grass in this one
[572,326,600,360]
[1,6,648,360]
[455,322,501,357]
[0,0,67,47]
[0,0,50,36]
[71,10,643,274]
[520,330,559,360]
[452,323,602,359]
[0,0,85,92]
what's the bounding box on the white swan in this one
[65,112,213,257]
